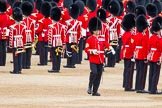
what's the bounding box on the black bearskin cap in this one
[51,1,57,7]
[97,8,106,22]
[126,0,136,13]
[118,0,124,16]
[135,5,146,17]
[135,0,145,6]
[21,1,33,16]
[107,0,120,16]
[12,7,23,22]
[150,17,162,33]
[12,1,22,9]
[102,0,111,10]
[87,0,97,11]
[81,0,86,5]
[68,3,80,19]
[153,0,161,14]
[50,6,61,21]
[122,13,135,31]
[63,0,73,9]
[135,15,148,32]
[88,17,102,34]
[75,0,85,16]
[146,3,158,17]
[40,1,52,18]
[0,0,7,12]
[36,0,43,12]
[22,0,34,7]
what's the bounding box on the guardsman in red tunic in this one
[31,0,44,55]
[0,0,10,66]
[21,1,35,69]
[9,7,26,74]
[61,0,73,25]
[134,15,149,93]
[63,3,82,68]
[146,3,158,37]
[96,8,110,67]
[121,13,136,91]
[106,0,121,67]
[83,0,97,60]
[148,16,162,94]
[75,0,86,64]
[36,1,52,66]
[47,6,66,73]
[85,17,114,96]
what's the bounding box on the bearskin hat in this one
[107,0,120,16]
[87,0,97,11]
[117,0,124,16]
[97,8,106,22]
[88,17,102,34]
[40,1,52,18]
[146,3,158,17]
[75,0,85,15]
[81,0,86,5]
[36,0,43,12]
[63,0,73,9]
[12,1,22,9]
[102,0,111,10]
[152,16,162,28]
[150,19,161,33]
[21,1,33,16]
[126,0,136,13]
[153,0,161,14]
[12,7,23,21]
[51,1,57,7]
[135,15,148,32]
[50,6,61,21]
[22,0,34,7]
[135,5,146,17]
[135,0,145,6]
[121,13,135,31]
[68,3,80,19]
[0,0,7,12]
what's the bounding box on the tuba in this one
[71,45,79,53]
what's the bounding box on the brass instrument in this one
[71,45,79,53]
[32,35,38,52]
[55,47,63,56]
[15,48,26,55]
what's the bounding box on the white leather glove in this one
[131,58,135,62]
[109,46,115,55]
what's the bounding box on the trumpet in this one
[15,48,26,55]
[71,45,79,53]
[55,47,63,56]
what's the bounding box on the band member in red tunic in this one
[85,17,114,96]
[148,16,162,94]
[121,13,136,91]
[63,3,82,68]
[106,0,121,67]
[0,0,10,66]
[134,15,149,93]
[21,1,35,69]
[47,6,66,73]
[9,7,26,74]
[36,1,52,66]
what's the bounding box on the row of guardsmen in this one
[0,0,162,95]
